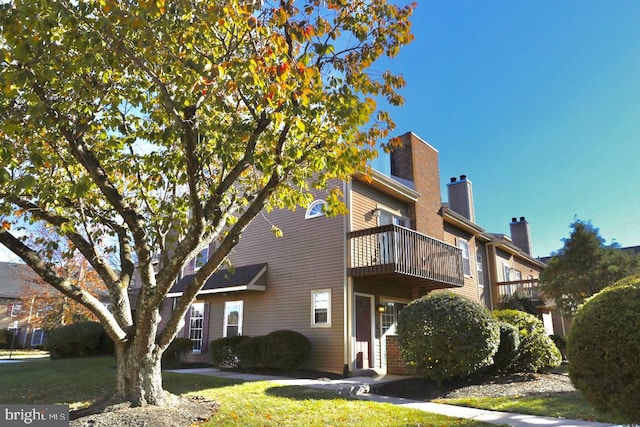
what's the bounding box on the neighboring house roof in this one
[168,263,267,297]
[0,262,40,299]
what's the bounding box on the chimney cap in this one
[450,177,457,183]
[460,174,467,180]
[511,217,517,223]
[520,216,526,222]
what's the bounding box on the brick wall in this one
[385,335,416,376]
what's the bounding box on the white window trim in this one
[10,303,23,317]
[379,298,410,336]
[311,289,331,328]
[189,302,205,354]
[457,238,472,277]
[223,300,244,337]
[476,253,484,287]
[31,328,45,347]
[305,199,327,219]
[375,205,409,227]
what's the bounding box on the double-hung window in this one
[476,253,484,287]
[311,290,331,327]
[223,301,243,337]
[458,239,471,276]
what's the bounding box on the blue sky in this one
[372,0,640,257]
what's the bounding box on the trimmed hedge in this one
[567,275,640,424]
[493,309,561,373]
[209,336,248,368]
[259,330,311,370]
[397,292,500,384]
[0,329,19,349]
[490,321,521,373]
[162,337,194,368]
[44,321,114,359]
[236,335,265,368]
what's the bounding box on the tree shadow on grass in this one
[163,372,244,395]
[264,385,345,401]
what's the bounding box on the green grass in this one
[0,357,495,426]
[0,349,49,358]
[435,393,623,425]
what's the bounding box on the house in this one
[166,132,558,375]
[0,262,47,348]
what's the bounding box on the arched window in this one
[305,199,327,219]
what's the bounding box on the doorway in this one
[355,294,374,369]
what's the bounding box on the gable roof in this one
[167,263,267,297]
[0,262,41,299]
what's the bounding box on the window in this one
[31,329,46,347]
[503,263,511,281]
[380,301,407,335]
[195,247,208,270]
[223,301,243,337]
[476,253,484,287]
[311,290,331,327]
[512,269,522,281]
[10,303,22,317]
[305,199,327,219]
[189,302,205,353]
[458,239,471,276]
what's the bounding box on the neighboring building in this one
[0,262,47,348]
[165,132,557,375]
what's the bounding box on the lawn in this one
[435,393,623,425]
[0,357,494,426]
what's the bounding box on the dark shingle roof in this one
[168,263,267,296]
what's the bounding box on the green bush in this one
[209,335,249,368]
[161,337,194,368]
[236,335,264,368]
[567,275,640,424]
[397,292,500,384]
[493,309,561,373]
[549,334,567,361]
[259,330,311,370]
[497,291,538,315]
[0,329,19,349]
[490,321,521,373]
[44,321,114,359]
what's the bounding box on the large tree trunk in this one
[115,341,168,406]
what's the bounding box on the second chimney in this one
[447,175,475,223]
[510,217,533,256]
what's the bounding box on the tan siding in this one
[196,186,347,373]
[442,223,482,304]
[350,180,409,231]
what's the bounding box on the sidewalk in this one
[169,368,619,427]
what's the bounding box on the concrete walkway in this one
[169,368,619,427]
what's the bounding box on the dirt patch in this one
[372,372,575,401]
[70,394,218,427]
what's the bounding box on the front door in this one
[355,294,373,369]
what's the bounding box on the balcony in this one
[496,279,552,307]
[347,224,464,288]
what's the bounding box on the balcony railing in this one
[496,279,545,303]
[347,224,464,287]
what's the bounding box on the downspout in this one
[485,242,498,311]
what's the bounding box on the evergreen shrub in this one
[397,292,500,384]
[567,275,640,424]
[493,309,561,372]
[236,335,265,368]
[259,330,311,370]
[161,337,194,368]
[45,321,113,359]
[209,335,248,368]
[490,321,521,373]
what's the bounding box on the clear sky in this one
[372,0,640,257]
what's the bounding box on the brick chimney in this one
[510,216,533,256]
[447,175,475,223]
[389,132,444,239]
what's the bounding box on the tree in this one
[0,0,415,406]
[539,219,640,315]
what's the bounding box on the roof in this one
[167,263,267,297]
[0,262,41,299]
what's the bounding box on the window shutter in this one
[201,303,210,352]
[183,306,191,339]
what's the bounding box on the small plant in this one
[567,274,640,424]
[209,336,249,368]
[397,292,500,384]
[259,330,311,370]
[236,335,265,368]
[490,321,521,373]
[161,337,194,368]
[44,321,113,359]
[493,309,561,373]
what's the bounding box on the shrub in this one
[397,292,500,384]
[489,321,521,373]
[497,291,538,315]
[549,334,567,361]
[493,309,561,373]
[567,275,640,424]
[0,329,19,349]
[45,321,114,359]
[161,337,194,368]
[236,335,265,368]
[259,330,311,370]
[209,336,249,368]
